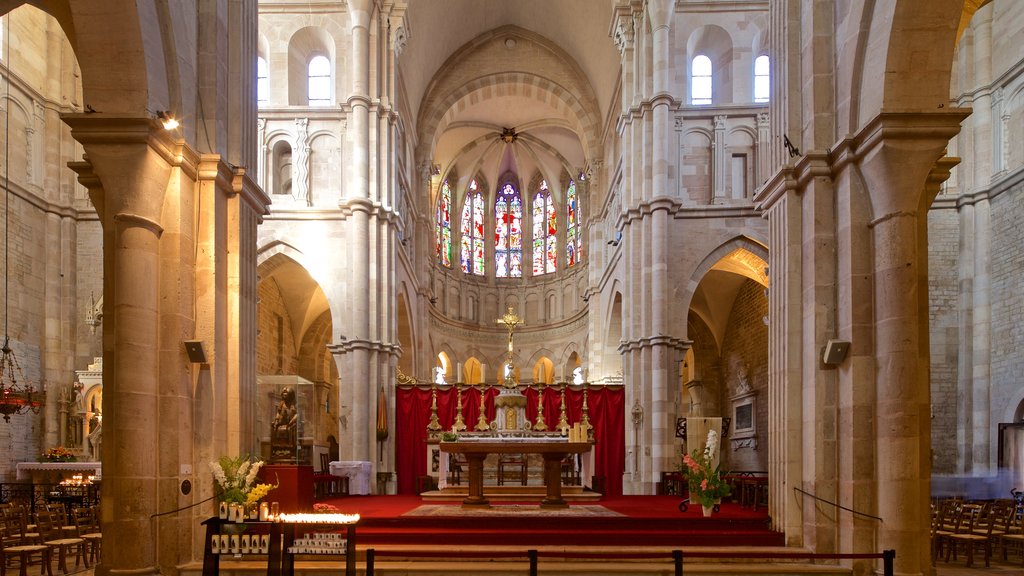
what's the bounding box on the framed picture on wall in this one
[731,392,755,437]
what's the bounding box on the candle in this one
[456,363,463,383]
[481,364,486,384]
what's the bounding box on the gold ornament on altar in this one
[496,306,524,388]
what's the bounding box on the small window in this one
[257,57,269,103]
[308,55,331,106]
[691,55,712,106]
[754,55,769,103]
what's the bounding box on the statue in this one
[572,367,584,385]
[434,366,447,386]
[270,387,299,463]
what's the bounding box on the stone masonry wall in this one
[928,206,961,474]
[719,279,768,472]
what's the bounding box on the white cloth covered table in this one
[328,460,372,495]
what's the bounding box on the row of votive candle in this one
[211,533,270,555]
[567,423,589,442]
[287,532,348,555]
[219,502,281,522]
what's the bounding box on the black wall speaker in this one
[184,340,207,364]
[822,339,850,366]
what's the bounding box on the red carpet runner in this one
[320,495,785,548]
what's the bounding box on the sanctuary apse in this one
[0,1,1021,576]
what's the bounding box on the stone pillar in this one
[712,115,728,202]
[63,115,174,576]
[647,0,674,487]
[853,110,969,576]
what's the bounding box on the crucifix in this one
[496,306,523,385]
[497,305,523,354]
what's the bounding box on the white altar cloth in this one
[329,460,372,495]
[17,461,102,481]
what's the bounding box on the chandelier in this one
[0,11,43,422]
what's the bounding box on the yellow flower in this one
[245,482,276,506]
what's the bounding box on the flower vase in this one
[702,504,713,517]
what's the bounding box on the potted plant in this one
[682,430,730,516]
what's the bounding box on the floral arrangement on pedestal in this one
[209,455,276,506]
[682,429,730,514]
[39,446,77,462]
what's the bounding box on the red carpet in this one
[319,495,784,548]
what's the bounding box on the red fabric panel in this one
[589,386,625,496]
[395,387,433,494]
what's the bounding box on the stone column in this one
[712,115,727,202]
[63,115,175,576]
[853,110,968,576]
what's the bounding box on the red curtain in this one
[396,386,624,496]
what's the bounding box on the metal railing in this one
[364,547,897,575]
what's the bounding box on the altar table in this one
[16,461,102,481]
[328,461,372,495]
[440,441,592,509]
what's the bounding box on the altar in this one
[16,461,102,482]
[440,439,592,508]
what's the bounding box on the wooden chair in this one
[497,453,527,486]
[931,498,962,563]
[944,502,992,567]
[1000,503,1024,566]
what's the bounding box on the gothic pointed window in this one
[754,55,770,103]
[308,55,331,106]
[436,180,452,267]
[495,183,523,278]
[566,180,582,266]
[532,181,557,275]
[691,55,712,105]
[460,181,485,275]
[257,57,269,104]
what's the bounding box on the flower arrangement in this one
[313,502,340,512]
[681,430,731,507]
[209,455,276,505]
[39,446,77,462]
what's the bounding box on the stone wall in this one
[989,178,1024,425]
[928,205,960,474]
[257,278,299,375]
[719,279,768,472]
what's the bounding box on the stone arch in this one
[287,25,337,106]
[395,285,415,380]
[416,25,602,166]
[686,24,734,105]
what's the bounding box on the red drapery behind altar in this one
[395,386,624,496]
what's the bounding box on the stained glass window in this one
[460,181,485,275]
[436,181,452,267]
[532,181,557,275]
[495,183,522,278]
[566,180,582,266]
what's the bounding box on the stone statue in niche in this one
[729,355,752,395]
[270,386,299,463]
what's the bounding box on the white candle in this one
[481,364,486,384]
[456,363,463,382]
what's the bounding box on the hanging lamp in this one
[0,11,43,422]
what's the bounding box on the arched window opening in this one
[495,183,523,278]
[308,55,331,106]
[532,181,557,275]
[691,55,712,105]
[257,57,269,103]
[754,55,770,103]
[566,180,582,266]
[436,180,452,267]
[460,180,485,275]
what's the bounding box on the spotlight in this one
[157,111,179,130]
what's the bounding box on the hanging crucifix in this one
[496,306,523,386]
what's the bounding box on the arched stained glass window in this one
[257,57,269,103]
[436,180,452,267]
[308,55,331,106]
[532,181,557,275]
[495,183,523,278]
[566,180,582,266]
[691,55,712,105]
[460,181,485,275]
[754,55,770,103]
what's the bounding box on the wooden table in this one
[439,440,592,509]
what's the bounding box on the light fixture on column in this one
[0,12,43,422]
[156,110,179,130]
